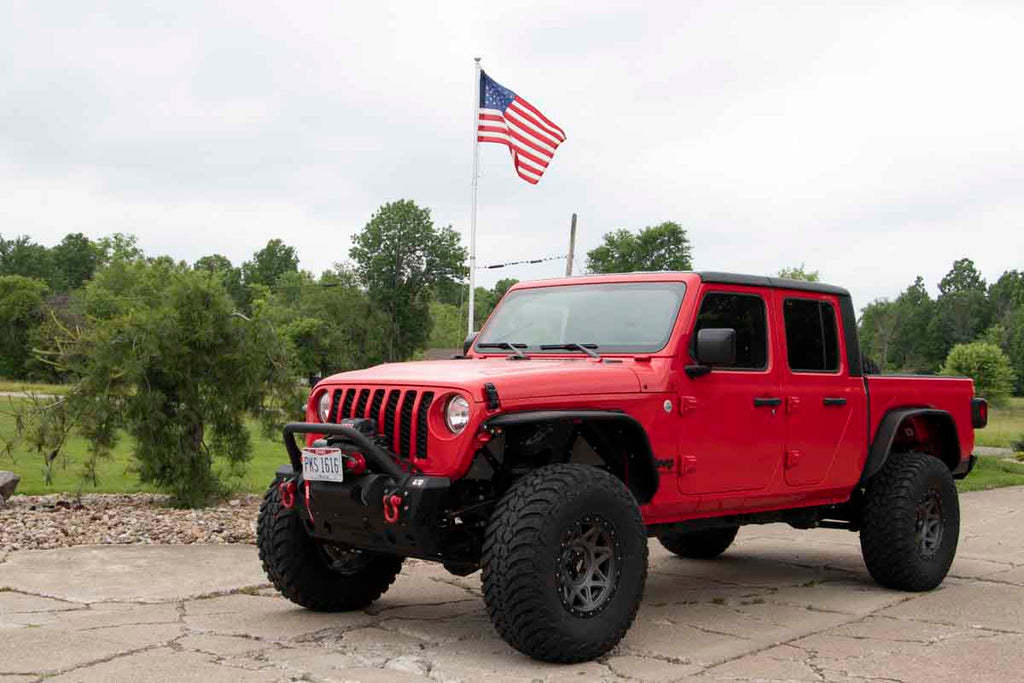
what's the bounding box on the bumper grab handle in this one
[283,422,407,483]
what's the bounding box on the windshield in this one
[476,281,687,354]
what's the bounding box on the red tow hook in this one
[278,480,297,510]
[383,493,403,524]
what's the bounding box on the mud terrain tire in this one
[658,526,739,559]
[860,452,959,591]
[257,482,403,611]
[482,464,648,663]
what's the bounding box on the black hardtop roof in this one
[698,271,850,297]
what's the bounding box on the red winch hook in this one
[383,493,403,524]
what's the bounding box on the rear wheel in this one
[658,527,739,559]
[860,453,959,591]
[482,464,648,663]
[257,481,403,611]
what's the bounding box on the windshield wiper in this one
[539,343,601,359]
[476,342,528,358]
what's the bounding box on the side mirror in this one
[463,331,478,356]
[695,328,736,366]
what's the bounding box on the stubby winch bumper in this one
[277,421,452,560]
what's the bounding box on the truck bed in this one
[865,374,976,467]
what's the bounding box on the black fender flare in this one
[484,410,660,504]
[858,408,961,487]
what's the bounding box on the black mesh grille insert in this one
[416,392,434,459]
[355,388,370,417]
[369,389,385,423]
[341,389,356,418]
[383,390,401,448]
[399,391,417,458]
[329,389,343,422]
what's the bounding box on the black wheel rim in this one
[916,488,944,559]
[557,515,620,617]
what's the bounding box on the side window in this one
[783,299,839,372]
[693,293,768,369]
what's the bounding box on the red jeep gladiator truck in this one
[258,271,988,663]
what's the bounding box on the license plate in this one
[301,447,344,482]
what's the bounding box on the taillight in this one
[972,397,988,429]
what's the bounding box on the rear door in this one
[677,286,784,494]
[776,292,866,486]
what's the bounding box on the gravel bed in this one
[0,493,261,551]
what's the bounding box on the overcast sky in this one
[2,1,1021,310]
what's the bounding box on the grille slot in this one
[329,389,342,422]
[341,389,356,418]
[355,388,370,417]
[369,389,385,423]
[383,390,401,450]
[416,392,434,459]
[399,391,417,458]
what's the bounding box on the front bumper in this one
[278,421,454,560]
[275,465,452,559]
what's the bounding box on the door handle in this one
[823,397,847,407]
[753,397,782,407]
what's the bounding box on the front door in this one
[678,287,785,495]
[776,293,866,486]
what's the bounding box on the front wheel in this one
[860,453,959,591]
[257,481,403,611]
[482,464,648,663]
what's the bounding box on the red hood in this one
[321,358,642,402]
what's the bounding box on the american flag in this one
[477,71,566,185]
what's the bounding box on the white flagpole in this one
[467,57,481,336]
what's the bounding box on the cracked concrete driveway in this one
[1,487,1023,682]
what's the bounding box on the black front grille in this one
[326,385,435,460]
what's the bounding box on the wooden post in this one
[565,213,577,276]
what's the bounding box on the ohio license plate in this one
[301,447,344,483]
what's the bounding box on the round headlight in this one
[317,391,332,422]
[445,395,470,433]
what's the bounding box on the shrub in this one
[941,342,1016,408]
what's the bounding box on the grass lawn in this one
[958,455,1024,493]
[0,380,70,395]
[0,397,285,497]
[975,396,1024,449]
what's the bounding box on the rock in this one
[0,471,19,499]
[0,493,5,509]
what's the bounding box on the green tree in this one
[0,235,54,285]
[941,342,1016,407]
[242,239,300,290]
[586,221,693,274]
[426,300,464,350]
[50,233,103,291]
[891,276,941,371]
[935,258,990,349]
[194,254,246,308]
[858,299,900,370]
[350,200,468,361]
[263,268,385,379]
[97,232,144,263]
[0,276,50,378]
[776,264,820,281]
[493,277,519,299]
[29,260,298,506]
